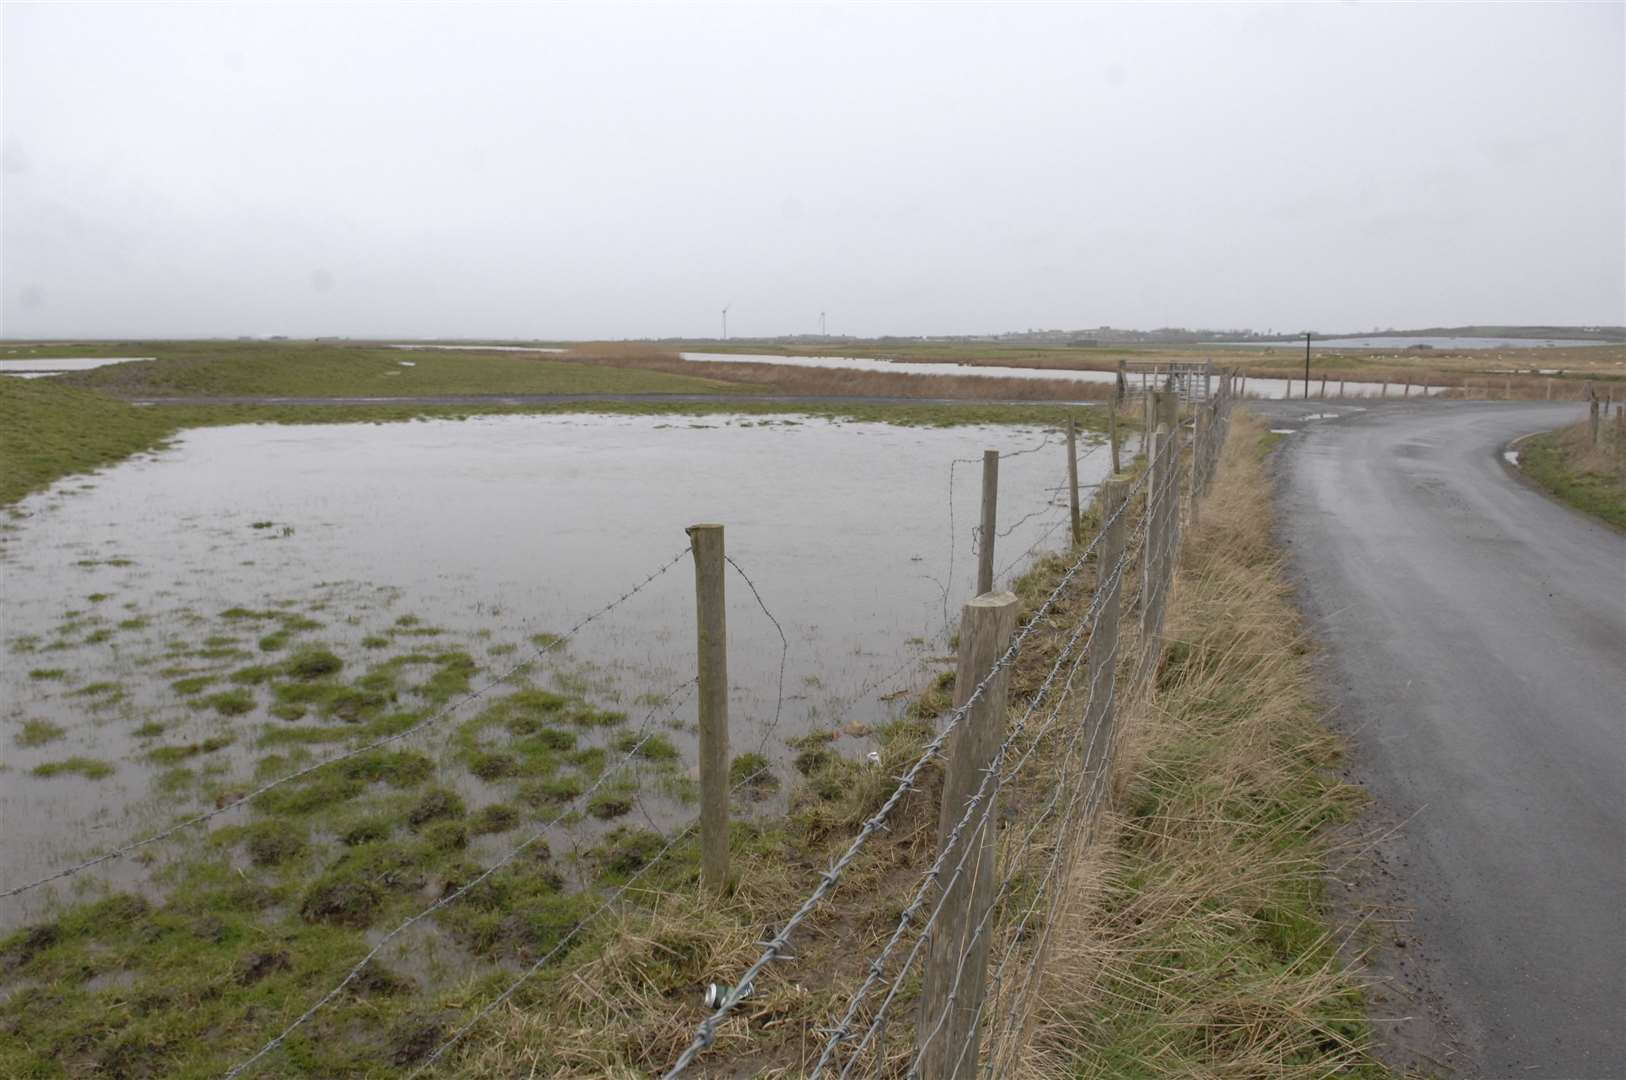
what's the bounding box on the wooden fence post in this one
[1082,475,1126,810]
[1380,380,1388,399]
[1141,425,1168,644]
[1191,408,1210,527]
[1546,379,1553,400]
[687,524,730,893]
[1403,378,1411,398]
[977,450,999,594]
[1066,417,1081,547]
[1590,396,1601,447]
[917,591,1019,1080]
[1108,400,1121,476]
[1319,377,1327,399]
[1616,406,1624,465]
[1339,379,1346,398]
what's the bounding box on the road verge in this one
[1018,414,1390,1078]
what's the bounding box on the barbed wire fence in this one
[2,379,1234,1079]
[663,376,1235,1080]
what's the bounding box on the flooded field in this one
[1,412,1111,929]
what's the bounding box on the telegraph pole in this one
[1304,332,1312,400]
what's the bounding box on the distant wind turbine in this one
[721,304,731,341]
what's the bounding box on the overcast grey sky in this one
[3,2,1622,340]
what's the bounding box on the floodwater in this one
[0,357,154,377]
[0,413,1112,922]
[676,351,1437,400]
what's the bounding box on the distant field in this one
[37,341,742,398]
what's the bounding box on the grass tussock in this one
[1017,414,1387,1079]
[1518,412,1626,530]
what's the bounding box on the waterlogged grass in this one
[15,719,66,747]
[0,681,716,1078]
[31,756,114,780]
[1518,417,1626,530]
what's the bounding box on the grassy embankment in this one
[1517,414,1626,530]
[673,337,1626,398]
[1,342,1118,507]
[1022,414,1387,1078]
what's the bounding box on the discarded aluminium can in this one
[703,982,732,1009]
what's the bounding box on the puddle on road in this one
[0,413,1110,925]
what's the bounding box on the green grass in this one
[1518,418,1626,530]
[55,340,743,399]
[0,377,181,505]
[31,756,114,780]
[15,719,66,747]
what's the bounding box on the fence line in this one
[818,532,1144,1078]
[661,437,1165,1078]
[812,543,1132,1075]
[1,546,693,901]
[665,377,1236,1078]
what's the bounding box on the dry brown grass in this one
[1016,414,1389,1079]
[562,344,1115,402]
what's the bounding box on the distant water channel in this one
[677,351,1438,399]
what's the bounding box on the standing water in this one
[0,412,1114,921]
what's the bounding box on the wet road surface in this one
[1265,401,1625,1078]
